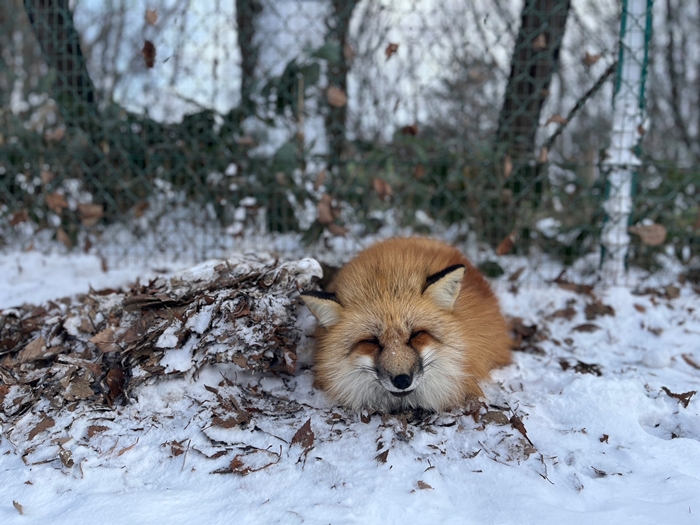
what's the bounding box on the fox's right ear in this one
[300,291,343,328]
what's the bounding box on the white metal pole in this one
[601,0,652,282]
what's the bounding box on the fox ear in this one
[423,264,465,311]
[300,291,343,328]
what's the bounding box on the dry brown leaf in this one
[681,354,700,370]
[503,154,513,179]
[481,411,510,426]
[142,40,156,68]
[45,193,68,215]
[170,440,186,457]
[19,336,49,363]
[0,384,9,405]
[40,169,55,185]
[13,501,23,515]
[496,230,516,256]
[317,194,335,225]
[59,448,74,468]
[78,203,104,227]
[314,169,327,190]
[584,300,615,320]
[326,86,347,108]
[551,306,576,321]
[628,223,667,246]
[133,201,149,218]
[375,449,389,464]
[583,52,602,66]
[229,448,281,475]
[105,367,126,404]
[291,418,315,451]
[373,178,393,202]
[327,223,348,236]
[28,416,55,440]
[661,387,696,408]
[532,33,547,50]
[87,425,109,438]
[145,9,158,25]
[57,227,72,249]
[509,267,526,282]
[572,323,600,333]
[385,42,399,59]
[10,209,29,226]
[417,481,433,490]
[665,285,680,299]
[545,114,568,126]
[599,434,609,443]
[633,303,646,313]
[399,124,418,136]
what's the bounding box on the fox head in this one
[301,264,469,412]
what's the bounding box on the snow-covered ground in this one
[1,248,699,525]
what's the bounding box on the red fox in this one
[301,237,512,412]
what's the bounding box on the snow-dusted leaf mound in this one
[1,259,700,525]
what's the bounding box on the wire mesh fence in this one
[0,0,698,283]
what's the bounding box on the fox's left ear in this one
[300,291,343,328]
[423,264,465,311]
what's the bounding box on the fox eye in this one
[410,330,428,340]
[358,336,380,346]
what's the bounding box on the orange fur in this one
[302,237,512,412]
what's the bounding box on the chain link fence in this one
[0,0,698,282]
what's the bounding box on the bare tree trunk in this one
[325,0,359,168]
[236,0,262,118]
[23,0,99,138]
[496,0,571,160]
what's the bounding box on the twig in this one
[542,60,618,155]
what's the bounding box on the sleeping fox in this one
[301,237,512,412]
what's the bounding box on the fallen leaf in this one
[317,194,335,225]
[599,434,609,443]
[59,448,74,468]
[78,203,104,227]
[665,285,680,299]
[661,387,696,408]
[545,114,568,126]
[551,306,576,321]
[291,418,314,451]
[45,192,68,214]
[57,227,72,249]
[532,33,547,50]
[417,481,433,490]
[105,367,125,405]
[117,438,139,457]
[503,154,513,179]
[170,440,186,457]
[400,124,418,136]
[628,223,667,246]
[13,501,23,515]
[228,448,281,475]
[145,9,158,25]
[481,411,510,426]
[10,210,29,226]
[681,354,700,370]
[28,416,55,440]
[510,414,534,447]
[561,359,603,376]
[373,178,393,202]
[385,42,399,59]
[572,323,600,333]
[584,300,615,320]
[633,303,646,313]
[496,230,516,256]
[375,449,389,464]
[87,425,109,438]
[326,86,347,108]
[553,272,594,296]
[142,40,156,68]
[18,336,50,363]
[583,52,602,66]
[327,223,348,236]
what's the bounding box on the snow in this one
[1,249,700,525]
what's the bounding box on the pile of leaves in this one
[0,255,322,449]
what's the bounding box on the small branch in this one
[542,60,618,154]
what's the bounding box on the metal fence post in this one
[601,0,653,282]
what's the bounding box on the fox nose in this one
[392,374,413,390]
